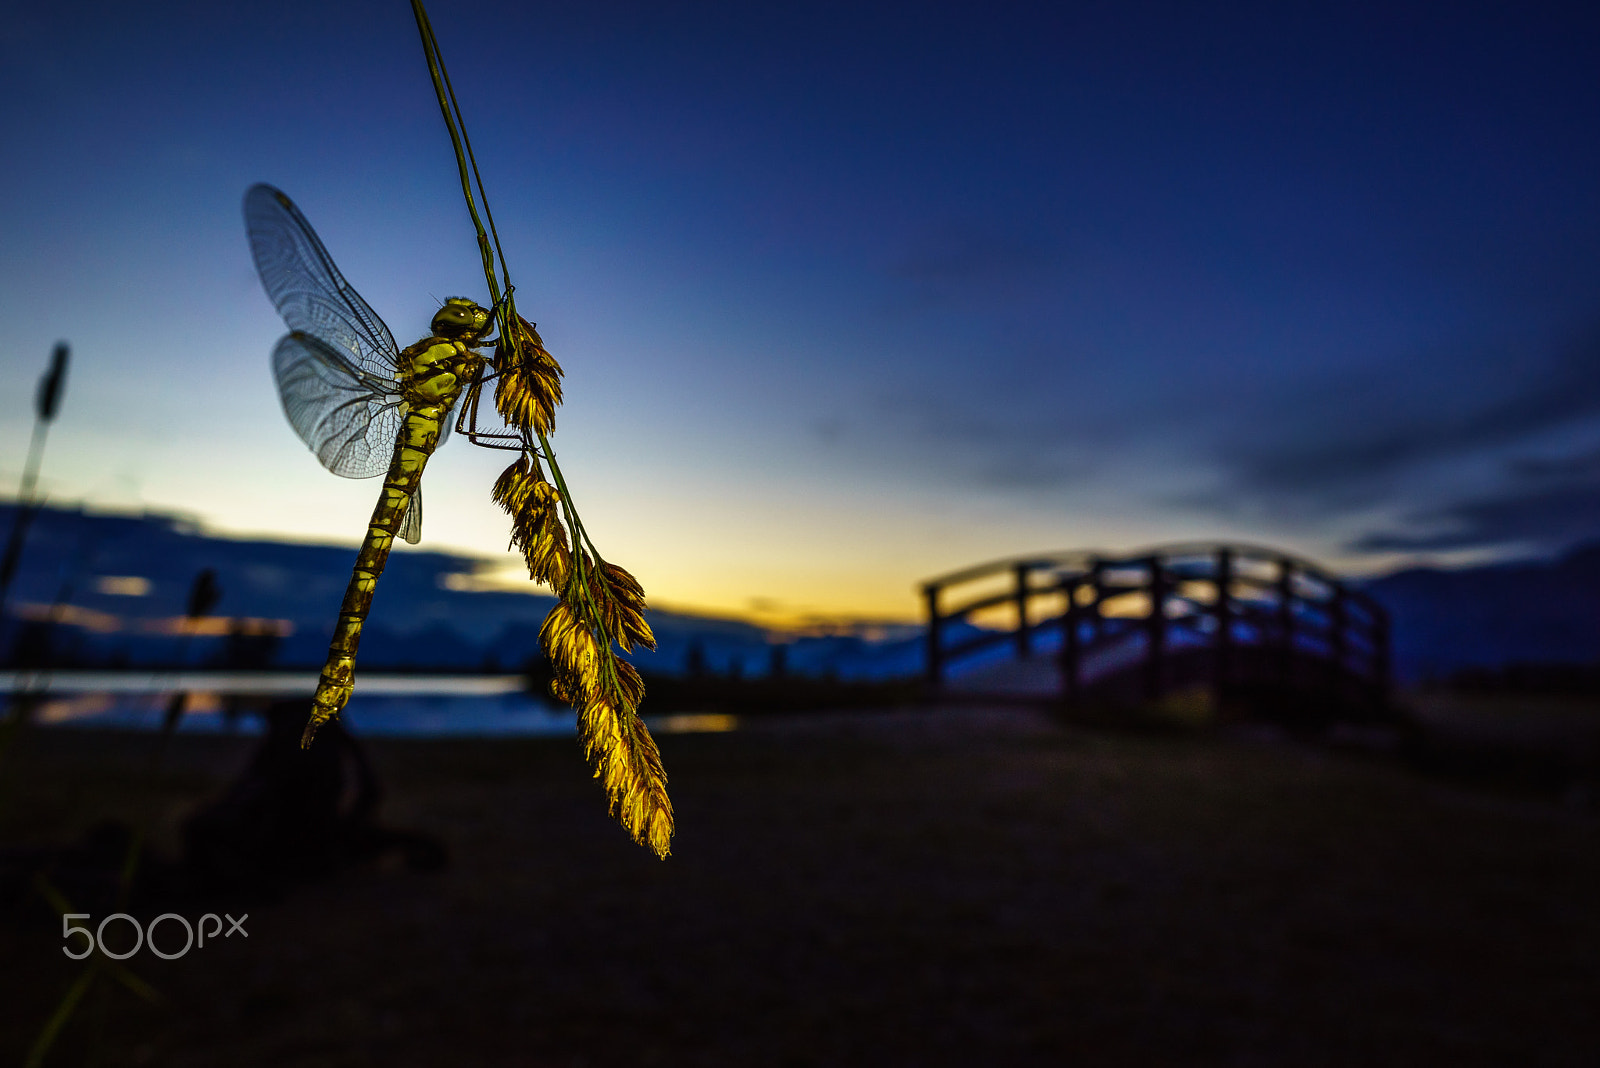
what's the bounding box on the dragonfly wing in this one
[273,332,403,479]
[435,402,453,452]
[245,183,402,380]
[398,485,422,545]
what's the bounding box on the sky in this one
[2,0,1599,626]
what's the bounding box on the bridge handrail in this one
[922,540,1339,587]
[922,541,1387,623]
[918,541,1391,710]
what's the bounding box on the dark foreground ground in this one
[1,707,1597,1067]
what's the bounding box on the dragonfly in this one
[244,183,521,744]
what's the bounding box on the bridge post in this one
[1276,557,1295,689]
[1089,557,1105,641]
[1144,556,1166,701]
[1330,582,1349,706]
[1013,562,1032,658]
[1214,547,1233,709]
[1058,574,1081,707]
[1371,606,1392,709]
[923,583,943,687]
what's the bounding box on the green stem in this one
[412,0,622,654]
[411,0,501,311]
[24,963,97,1068]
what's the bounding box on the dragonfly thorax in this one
[431,297,492,342]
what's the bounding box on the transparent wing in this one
[436,402,453,452]
[273,332,404,479]
[245,183,401,379]
[398,485,422,545]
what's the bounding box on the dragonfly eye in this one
[431,297,491,340]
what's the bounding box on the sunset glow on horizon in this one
[4,1,1600,627]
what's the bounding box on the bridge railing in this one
[921,543,1390,714]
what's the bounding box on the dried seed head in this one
[494,314,564,435]
[493,322,667,855]
[538,597,671,856]
[491,456,537,514]
[494,457,571,591]
[587,560,656,653]
[575,668,672,858]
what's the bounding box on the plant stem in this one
[411,0,614,637]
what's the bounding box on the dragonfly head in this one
[431,297,492,342]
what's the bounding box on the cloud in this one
[1506,447,1600,480]
[809,416,847,444]
[1350,431,1600,552]
[1209,323,1600,510]
[974,449,1089,490]
[890,224,1054,286]
[1352,479,1600,553]
[861,388,1097,492]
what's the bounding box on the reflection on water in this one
[29,690,577,737]
[0,670,526,697]
[13,673,740,737]
[652,713,739,734]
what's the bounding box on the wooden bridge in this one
[921,543,1391,723]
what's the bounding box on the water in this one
[4,670,736,737]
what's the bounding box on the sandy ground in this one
[2,707,1598,1067]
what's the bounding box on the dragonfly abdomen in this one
[300,338,484,747]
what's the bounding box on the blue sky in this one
[2,0,1599,624]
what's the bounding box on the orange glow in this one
[94,576,152,596]
[13,602,123,634]
[141,617,296,638]
[648,713,739,734]
[10,604,294,638]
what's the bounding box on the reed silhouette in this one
[0,342,69,619]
